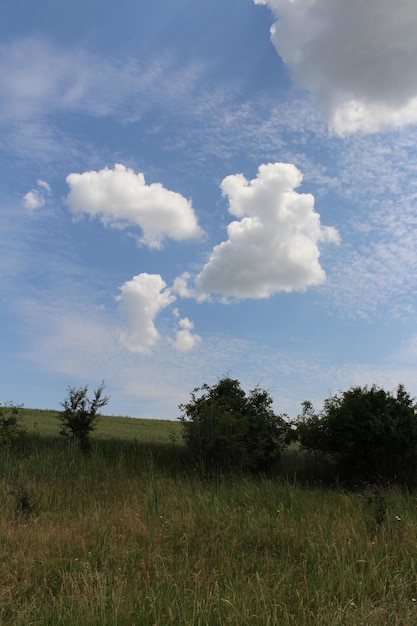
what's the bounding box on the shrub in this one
[58,382,110,453]
[0,402,25,446]
[179,377,289,473]
[296,384,417,485]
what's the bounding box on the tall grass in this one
[1,418,417,624]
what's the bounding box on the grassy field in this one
[18,407,183,442]
[1,409,417,624]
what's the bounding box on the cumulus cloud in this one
[22,178,51,211]
[23,190,45,211]
[172,272,195,299]
[195,162,339,299]
[116,273,175,354]
[65,164,203,248]
[255,0,417,133]
[172,317,201,352]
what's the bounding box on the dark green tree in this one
[296,384,417,485]
[59,382,110,453]
[179,377,288,473]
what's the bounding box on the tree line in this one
[179,377,417,486]
[2,376,417,486]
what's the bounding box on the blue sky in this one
[2,0,417,419]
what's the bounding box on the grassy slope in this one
[1,410,417,624]
[19,407,183,442]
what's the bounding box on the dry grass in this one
[0,429,417,624]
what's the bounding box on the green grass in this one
[1,411,417,624]
[18,407,183,442]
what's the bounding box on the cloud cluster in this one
[255,0,417,133]
[65,164,202,248]
[65,162,337,353]
[196,162,339,299]
[22,179,51,211]
[116,274,201,354]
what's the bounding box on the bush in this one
[179,377,289,473]
[58,382,110,453]
[296,384,417,485]
[0,402,25,446]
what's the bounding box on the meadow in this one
[1,408,417,625]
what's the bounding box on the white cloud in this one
[172,317,201,352]
[172,272,195,299]
[255,0,417,133]
[116,273,175,354]
[65,164,203,248]
[195,162,339,299]
[22,179,52,211]
[116,275,200,355]
[37,179,51,194]
[23,190,45,211]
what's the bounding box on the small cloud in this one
[116,273,175,354]
[195,162,339,299]
[172,272,195,298]
[23,190,45,211]
[37,179,51,194]
[22,179,52,211]
[172,317,201,352]
[65,164,203,249]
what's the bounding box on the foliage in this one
[58,382,110,452]
[0,401,25,446]
[296,384,417,485]
[178,377,289,473]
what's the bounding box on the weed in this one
[9,484,37,519]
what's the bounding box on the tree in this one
[179,377,288,473]
[296,384,417,485]
[59,382,110,452]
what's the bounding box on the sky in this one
[2,0,417,420]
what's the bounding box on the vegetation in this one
[18,407,183,442]
[1,423,417,624]
[179,377,289,473]
[58,382,110,452]
[2,378,417,623]
[296,384,417,485]
[0,401,25,446]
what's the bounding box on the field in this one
[1,408,417,624]
[18,407,183,442]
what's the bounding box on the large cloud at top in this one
[195,162,339,299]
[255,0,417,134]
[65,164,203,248]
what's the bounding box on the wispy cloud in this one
[0,37,204,123]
